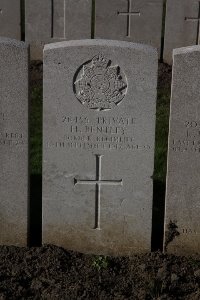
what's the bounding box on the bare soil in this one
[0,245,200,299]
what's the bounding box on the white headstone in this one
[0,0,21,40]
[164,45,200,255]
[25,0,92,60]
[164,0,200,65]
[43,40,158,255]
[0,38,29,246]
[95,0,163,55]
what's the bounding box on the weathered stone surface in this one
[164,45,200,255]
[43,40,157,255]
[0,0,21,40]
[25,0,92,60]
[0,38,29,246]
[164,0,200,65]
[95,0,163,55]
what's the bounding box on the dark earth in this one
[1,62,199,299]
[1,245,200,300]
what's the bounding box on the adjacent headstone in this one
[164,0,200,65]
[0,38,29,246]
[0,0,21,40]
[25,0,92,60]
[43,40,157,255]
[164,45,200,255]
[95,0,163,56]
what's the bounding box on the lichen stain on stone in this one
[164,220,180,251]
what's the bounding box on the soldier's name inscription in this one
[47,114,152,151]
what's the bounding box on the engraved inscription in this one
[74,154,123,229]
[0,132,25,147]
[185,1,200,44]
[0,115,25,147]
[47,115,152,151]
[73,54,128,111]
[118,0,140,37]
[182,228,198,234]
[172,120,200,153]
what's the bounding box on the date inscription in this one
[0,132,25,147]
[47,115,152,151]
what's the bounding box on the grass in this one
[92,256,110,271]
[30,86,42,175]
[154,87,170,183]
[147,277,164,299]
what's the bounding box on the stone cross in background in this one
[118,0,140,37]
[164,0,200,64]
[51,0,66,39]
[95,0,163,56]
[25,0,92,60]
[185,1,200,45]
[43,40,157,256]
[0,38,29,246]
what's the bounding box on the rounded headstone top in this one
[44,39,157,56]
[173,45,200,56]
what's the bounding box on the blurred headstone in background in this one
[25,0,92,60]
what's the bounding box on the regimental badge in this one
[73,54,128,111]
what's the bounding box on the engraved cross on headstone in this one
[118,0,140,37]
[185,1,200,44]
[74,154,123,230]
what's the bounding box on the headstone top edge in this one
[173,45,200,57]
[43,39,158,56]
[0,37,29,49]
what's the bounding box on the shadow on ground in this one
[29,174,42,246]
